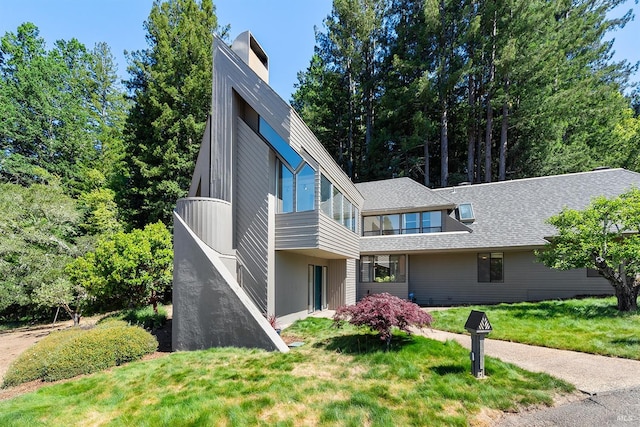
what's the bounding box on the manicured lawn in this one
[0,318,572,426]
[431,297,640,359]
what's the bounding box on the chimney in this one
[231,31,269,83]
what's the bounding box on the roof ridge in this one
[433,168,632,192]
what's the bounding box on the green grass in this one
[0,318,572,426]
[431,296,640,359]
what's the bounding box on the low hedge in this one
[2,320,158,387]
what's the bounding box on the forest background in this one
[1,0,639,322]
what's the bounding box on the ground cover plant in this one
[432,297,640,359]
[0,318,572,426]
[2,320,157,387]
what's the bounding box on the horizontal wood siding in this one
[327,259,346,309]
[345,259,356,305]
[275,211,320,249]
[409,250,613,306]
[274,211,359,259]
[235,120,270,313]
[318,214,360,258]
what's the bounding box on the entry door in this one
[308,265,328,312]
[314,266,323,311]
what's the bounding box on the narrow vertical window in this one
[320,174,332,217]
[278,162,294,213]
[296,163,315,212]
[332,187,343,224]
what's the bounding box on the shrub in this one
[101,305,168,330]
[2,321,157,387]
[333,293,433,347]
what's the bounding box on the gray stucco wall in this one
[407,250,612,305]
[172,212,288,352]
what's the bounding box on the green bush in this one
[2,321,157,387]
[103,305,168,330]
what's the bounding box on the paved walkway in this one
[419,328,640,395]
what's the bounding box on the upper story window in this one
[320,173,358,233]
[422,211,442,233]
[457,203,475,222]
[259,117,302,169]
[363,211,442,236]
[382,214,400,235]
[296,164,315,212]
[276,160,315,213]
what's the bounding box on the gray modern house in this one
[173,31,640,352]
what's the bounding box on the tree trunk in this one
[467,74,476,183]
[424,135,430,187]
[484,10,497,183]
[498,92,509,181]
[441,104,448,187]
[615,282,638,312]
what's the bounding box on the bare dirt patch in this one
[0,311,172,401]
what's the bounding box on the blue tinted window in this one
[320,174,332,217]
[259,117,302,169]
[296,164,315,212]
[278,162,294,213]
[422,211,442,233]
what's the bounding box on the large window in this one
[422,211,442,233]
[363,211,442,236]
[320,173,358,233]
[403,212,420,234]
[382,214,400,235]
[296,164,315,212]
[360,255,406,283]
[478,252,503,282]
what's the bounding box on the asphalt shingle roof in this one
[355,177,455,213]
[359,168,640,253]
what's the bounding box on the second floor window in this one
[363,211,442,236]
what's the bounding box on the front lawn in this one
[0,318,572,426]
[431,297,640,359]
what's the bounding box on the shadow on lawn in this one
[316,333,415,354]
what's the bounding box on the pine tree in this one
[119,0,216,228]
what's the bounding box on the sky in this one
[0,0,638,101]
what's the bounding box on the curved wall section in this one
[175,198,234,256]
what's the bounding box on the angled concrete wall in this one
[172,212,288,352]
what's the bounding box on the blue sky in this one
[0,0,638,101]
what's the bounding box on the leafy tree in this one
[0,182,82,321]
[0,24,127,195]
[119,0,217,228]
[333,292,433,347]
[537,189,640,312]
[68,222,173,312]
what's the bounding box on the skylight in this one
[457,203,475,222]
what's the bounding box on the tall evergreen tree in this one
[0,24,95,191]
[119,0,216,228]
